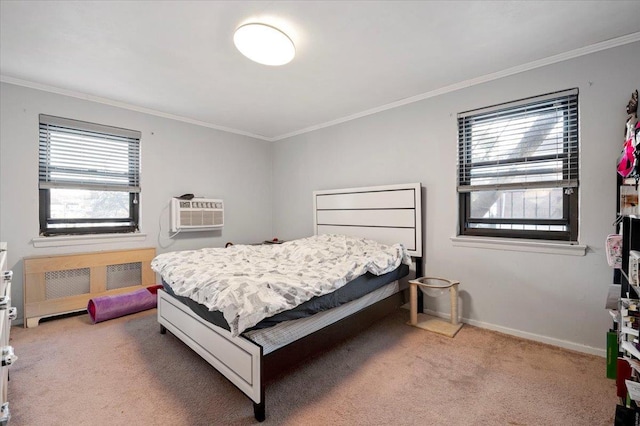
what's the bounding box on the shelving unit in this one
[611,191,640,424]
[613,94,640,425]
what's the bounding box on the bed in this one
[153,183,423,421]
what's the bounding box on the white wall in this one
[1,41,638,355]
[272,41,640,355]
[0,83,273,322]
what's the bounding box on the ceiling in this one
[1,1,639,141]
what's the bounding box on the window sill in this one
[32,233,147,248]
[450,236,587,256]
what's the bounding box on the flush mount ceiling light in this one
[233,23,295,66]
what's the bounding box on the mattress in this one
[161,263,409,332]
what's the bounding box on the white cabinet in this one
[0,243,15,425]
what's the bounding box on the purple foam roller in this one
[87,285,162,324]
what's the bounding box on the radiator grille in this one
[106,262,142,290]
[45,268,90,299]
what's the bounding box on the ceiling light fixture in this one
[233,23,295,66]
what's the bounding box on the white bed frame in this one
[157,182,423,421]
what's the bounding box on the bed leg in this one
[160,325,166,334]
[253,382,265,422]
[253,401,265,422]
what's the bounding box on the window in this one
[457,89,578,242]
[39,115,141,236]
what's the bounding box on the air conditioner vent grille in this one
[170,197,224,232]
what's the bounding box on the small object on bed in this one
[87,285,163,324]
[263,238,284,244]
[408,277,462,338]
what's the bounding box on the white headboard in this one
[313,183,422,257]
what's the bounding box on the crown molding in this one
[2,32,638,143]
[272,32,640,141]
[0,75,272,141]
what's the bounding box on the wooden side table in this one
[408,277,463,337]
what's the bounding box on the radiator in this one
[23,248,156,328]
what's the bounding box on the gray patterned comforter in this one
[151,234,411,336]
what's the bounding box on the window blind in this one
[39,114,141,192]
[457,88,578,193]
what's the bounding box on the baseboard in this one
[423,308,605,358]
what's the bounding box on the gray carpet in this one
[8,309,616,425]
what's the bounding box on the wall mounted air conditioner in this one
[170,198,224,232]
